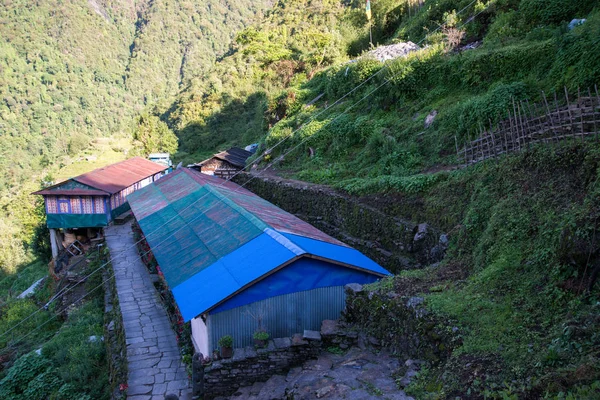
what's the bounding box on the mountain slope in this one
[0,0,270,275]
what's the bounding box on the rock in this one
[107,320,115,332]
[367,336,380,346]
[257,375,287,400]
[397,377,411,387]
[316,385,335,398]
[344,283,363,294]
[439,234,449,247]
[413,223,429,242]
[304,357,333,371]
[424,110,437,128]
[232,348,246,361]
[429,245,445,263]
[406,297,424,309]
[321,320,340,336]
[273,337,291,349]
[303,330,321,341]
[406,370,419,378]
[366,42,420,62]
[568,19,586,30]
[292,334,308,346]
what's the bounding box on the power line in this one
[3,0,486,340]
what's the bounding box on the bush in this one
[520,0,596,27]
[253,330,269,341]
[218,335,233,348]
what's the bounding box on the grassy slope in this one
[166,0,600,397]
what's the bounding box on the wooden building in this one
[191,147,252,178]
[33,157,168,257]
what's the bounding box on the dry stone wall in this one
[196,334,321,399]
[235,174,443,272]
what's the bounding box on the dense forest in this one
[1,0,600,398]
[0,0,270,272]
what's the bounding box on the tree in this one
[132,114,179,156]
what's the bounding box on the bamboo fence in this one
[458,87,600,165]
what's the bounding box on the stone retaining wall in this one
[197,333,321,399]
[234,174,443,272]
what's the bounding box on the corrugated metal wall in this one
[207,286,346,349]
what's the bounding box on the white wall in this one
[191,316,210,357]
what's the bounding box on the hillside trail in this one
[105,222,192,400]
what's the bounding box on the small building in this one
[128,168,389,355]
[33,157,168,257]
[148,153,173,168]
[190,147,252,178]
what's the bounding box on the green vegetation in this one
[0,0,269,284]
[0,249,109,399]
[160,0,600,397]
[1,0,600,397]
[219,335,233,348]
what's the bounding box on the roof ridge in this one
[203,185,268,231]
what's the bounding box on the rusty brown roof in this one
[33,189,109,196]
[71,157,167,194]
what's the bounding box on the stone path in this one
[223,347,416,400]
[105,222,191,400]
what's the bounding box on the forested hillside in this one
[2,0,600,397]
[0,0,269,193]
[156,0,600,397]
[0,0,269,273]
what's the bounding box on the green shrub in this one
[253,330,269,341]
[520,0,596,27]
[218,335,233,348]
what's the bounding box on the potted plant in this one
[253,330,269,348]
[218,335,233,358]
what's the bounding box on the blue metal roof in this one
[128,168,391,321]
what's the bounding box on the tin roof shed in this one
[128,168,389,322]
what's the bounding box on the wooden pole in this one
[489,119,497,159]
[49,229,59,259]
[454,135,459,160]
[542,91,558,145]
[511,99,521,152]
[564,86,575,143]
[590,87,599,141]
[554,91,562,147]
[578,87,585,142]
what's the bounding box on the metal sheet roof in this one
[74,157,167,194]
[32,189,109,196]
[33,157,167,197]
[197,147,252,168]
[128,168,390,321]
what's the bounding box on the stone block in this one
[303,330,321,341]
[291,333,308,346]
[273,337,291,349]
[232,347,246,361]
[320,320,340,336]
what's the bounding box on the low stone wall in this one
[198,334,321,399]
[102,248,127,400]
[343,283,458,362]
[234,174,443,272]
